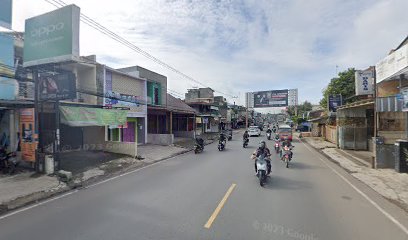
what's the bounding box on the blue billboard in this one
[0,33,16,100]
[328,94,342,112]
[0,0,12,29]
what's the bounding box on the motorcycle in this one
[243,137,249,148]
[194,137,204,154]
[274,141,280,153]
[256,155,268,187]
[218,139,226,151]
[267,132,271,140]
[227,129,233,141]
[282,145,293,168]
[0,147,18,174]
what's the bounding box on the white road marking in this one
[0,150,192,221]
[0,190,78,220]
[300,138,408,236]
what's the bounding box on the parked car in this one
[295,125,309,132]
[248,126,261,137]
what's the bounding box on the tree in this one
[287,100,313,117]
[320,68,356,109]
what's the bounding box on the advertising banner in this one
[376,44,408,83]
[253,90,288,108]
[19,108,38,162]
[104,91,141,107]
[0,0,12,29]
[23,5,80,67]
[328,94,342,112]
[39,72,76,100]
[401,88,408,112]
[355,69,374,95]
[0,33,14,78]
[60,106,128,127]
[0,33,17,100]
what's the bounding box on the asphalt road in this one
[1,133,408,240]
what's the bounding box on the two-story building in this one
[374,36,408,169]
[185,88,221,133]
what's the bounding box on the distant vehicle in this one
[277,124,293,141]
[295,125,309,132]
[248,126,261,137]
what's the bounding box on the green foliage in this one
[287,100,313,117]
[320,68,356,109]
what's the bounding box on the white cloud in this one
[11,0,408,105]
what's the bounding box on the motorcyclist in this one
[243,130,249,140]
[195,137,204,150]
[219,132,227,146]
[251,140,272,175]
[280,139,293,160]
[266,128,272,139]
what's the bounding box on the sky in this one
[9,0,408,107]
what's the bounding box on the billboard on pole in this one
[23,5,80,67]
[253,89,288,108]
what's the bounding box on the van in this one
[278,124,293,141]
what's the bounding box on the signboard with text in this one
[19,108,38,162]
[23,5,80,67]
[328,94,342,112]
[401,88,408,112]
[39,72,76,100]
[253,89,288,108]
[355,69,374,96]
[376,44,408,83]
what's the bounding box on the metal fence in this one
[338,126,368,150]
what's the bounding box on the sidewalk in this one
[0,143,198,215]
[303,137,408,212]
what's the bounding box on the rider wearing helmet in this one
[280,139,293,160]
[243,130,249,140]
[251,140,272,174]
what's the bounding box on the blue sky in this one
[11,0,408,106]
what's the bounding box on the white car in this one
[248,126,261,137]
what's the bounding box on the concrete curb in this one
[0,184,71,215]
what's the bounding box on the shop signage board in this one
[0,33,16,100]
[355,69,374,95]
[19,108,38,162]
[0,0,12,29]
[60,106,128,127]
[39,72,76,100]
[23,5,80,67]
[401,88,408,112]
[376,44,408,83]
[328,94,342,112]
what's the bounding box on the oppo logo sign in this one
[30,22,65,38]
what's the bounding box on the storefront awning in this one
[60,106,128,127]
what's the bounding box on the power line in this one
[44,0,235,98]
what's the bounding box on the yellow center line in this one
[204,183,237,229]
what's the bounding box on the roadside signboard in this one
[328,94,342,112]
[19,108,38,162]
[0,0,12,29]
[355,69,374,95]
[39,72,76,100]
[253,89,288,108]
[23,5,80,67]
[401,88,408,112]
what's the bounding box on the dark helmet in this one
[259,140,266,149]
